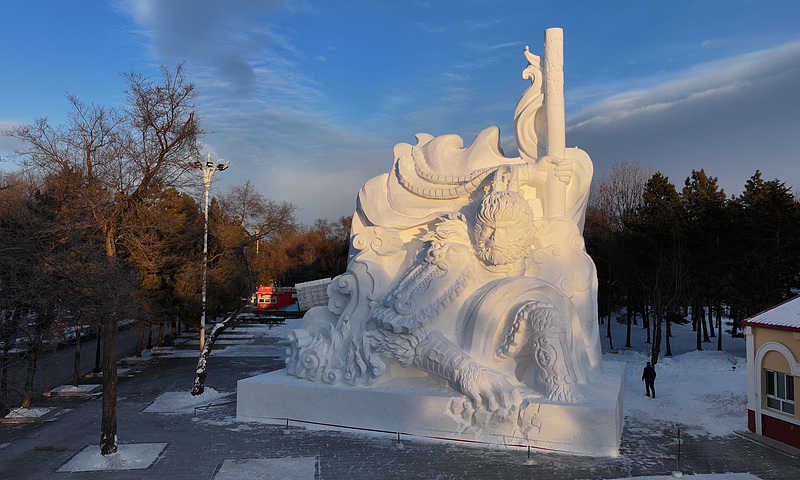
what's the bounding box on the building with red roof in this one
[743,295,800,449]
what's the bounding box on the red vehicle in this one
[254,285,298,310]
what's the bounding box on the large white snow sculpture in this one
[239,28,623,456]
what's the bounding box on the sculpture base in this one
[237,361,625,457]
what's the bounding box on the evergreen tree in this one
[680,169,727,349]
[630,173,687,364]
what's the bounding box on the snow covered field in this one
[602,316,747,438]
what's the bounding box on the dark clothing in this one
[642,364,656,397]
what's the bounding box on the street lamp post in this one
[191,154,229,351]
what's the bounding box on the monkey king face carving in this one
[475,191,535,266]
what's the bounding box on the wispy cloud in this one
[568,41,800,192]
[463,19,502,30]
[412,22,446,34]
[466,41,522,53]
[119,0,286,95]
[569,41,800,130]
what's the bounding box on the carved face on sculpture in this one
[475,191,535,266]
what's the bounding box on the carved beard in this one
[476,242,523,266]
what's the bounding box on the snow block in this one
[237,361,625,456]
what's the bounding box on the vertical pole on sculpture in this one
[543,27,566,218]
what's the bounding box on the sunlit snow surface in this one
[602,318,746,438]
[57,443,167,472]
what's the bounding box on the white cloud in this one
[120,0,285,95]
[568,41,800,193]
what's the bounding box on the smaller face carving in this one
[475,219,529,265]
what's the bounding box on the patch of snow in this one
[57,443,167,472]
[167,345,283,358]
[3,407,55,420]
[45,384,102,396]
[604,315,747,437]
[250,318,303,341]
[144,388,232,413]
[614,348,746,436]
[212,456,316,480]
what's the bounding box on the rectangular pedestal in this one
[237,361,625,456]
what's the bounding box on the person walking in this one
[642,361,656,398]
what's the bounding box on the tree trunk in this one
[93,324,102,373]
[625,311,632,348]
[192,303,246,396]
[135,327,145,357]
[72,325,82,387]
[21,347,38,409]
[665,316,673,356]
[701,302,710,342]
[1,348,9,415]
[650,310,662,366]
[695,299,703,351]
[708,303,716,337]
[1,311,14,414]
[716,300,723,351]
[644,305,651,344]
[157,322,164,347]
[100,314,118,455]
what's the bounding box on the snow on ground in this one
[213,456,317,480]
[237,318,303,341]
[57,443,167,472]
[2,407,55,421]
[601,314,747,438]
[614,348,746,436]
[44,384,102,396]
[144,387,232,414]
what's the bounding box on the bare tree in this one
[6,64,202,455]
[588,160,652,348]
[590,160,651,232]
[219,180,297,245]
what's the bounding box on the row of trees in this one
[586,161,800,364]
[0,66,349,453]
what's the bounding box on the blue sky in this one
[2,1,799,223]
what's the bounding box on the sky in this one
[1,1,799,224]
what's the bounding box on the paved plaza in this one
[1,325,799,479]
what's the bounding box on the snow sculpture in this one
[285,28,600,423]
[239,29,622,456]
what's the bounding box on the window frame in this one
[765,369,795,415]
